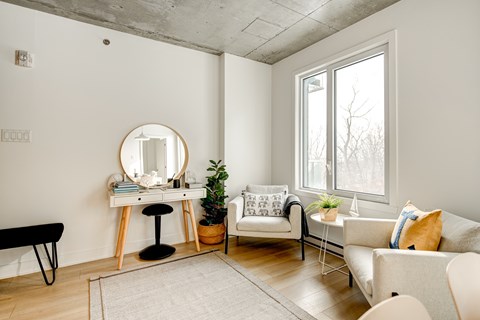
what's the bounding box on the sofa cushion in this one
[389,201,442,251]
[438,211,480,253]
[243,192,286,217]
[344,245,374,296]
[237,216,291,232]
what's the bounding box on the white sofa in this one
[344,211,480,320]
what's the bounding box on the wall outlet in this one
[1,129,32,143]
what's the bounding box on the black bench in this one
[0,223,64,285]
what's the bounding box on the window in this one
[299,44,390,203]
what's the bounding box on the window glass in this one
[302,72,327,190]
[334,54,385,195]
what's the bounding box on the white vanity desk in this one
[109,187,206,270]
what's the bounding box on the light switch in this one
[1,129,32,143]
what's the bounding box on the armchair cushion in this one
[389,201,442,251]
[243,192,286,217]
[237,216,292,233]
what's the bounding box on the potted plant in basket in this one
[198,160,229,244]
[305,193,343,221]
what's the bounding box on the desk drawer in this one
[111,193,164,207]
[163,189,205,201]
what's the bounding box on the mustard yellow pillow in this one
[389,201,443,251]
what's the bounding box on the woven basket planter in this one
[198,223,226,244]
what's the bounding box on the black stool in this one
[139,204,176,260]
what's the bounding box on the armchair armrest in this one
[372,249,459,319]
[227,196,243,235]
[287,202,302,239]
[344,218,396,248]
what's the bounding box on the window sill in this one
[294,187,399,218]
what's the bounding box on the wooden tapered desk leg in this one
[116,205,132,270]
[182,200,189,243]
[115,208,127,258]
[187,199,200,252]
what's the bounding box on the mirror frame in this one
[119,123,189,187]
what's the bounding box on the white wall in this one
[272,0,480,241]
[0,2,221,278]
[221,54,272,198]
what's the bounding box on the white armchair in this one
[224,185,305,260]
[344,211,480,320]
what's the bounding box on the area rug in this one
[89,250,315,320]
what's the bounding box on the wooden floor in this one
[0,238,370,320]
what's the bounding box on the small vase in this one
[320,208,338,222]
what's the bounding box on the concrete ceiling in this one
[2,0,400,64]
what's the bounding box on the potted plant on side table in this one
[198,160,229,244]
[305,193,343,221]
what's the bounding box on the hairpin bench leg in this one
[32,242,58,285]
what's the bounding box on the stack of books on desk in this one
[113,181,139,193]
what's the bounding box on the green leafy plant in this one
[200,160,229,226]
[305,193,343,213]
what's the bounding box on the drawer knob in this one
[183,194,186,196]
[138,198,142,201]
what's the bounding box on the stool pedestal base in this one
[139,244,176,260]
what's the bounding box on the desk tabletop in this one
[310,213,350,228]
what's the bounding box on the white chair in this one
[224,185,305,260]
[358,295,431,320]
[446,252,480,320]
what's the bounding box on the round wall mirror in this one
[120,123,189,186]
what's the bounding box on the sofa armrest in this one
[343,218,396,248]
[372,248,459,319]
[227,196,244,235]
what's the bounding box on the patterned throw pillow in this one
[389,201,443,251]
[243,192,286,217]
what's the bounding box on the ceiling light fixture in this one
[134,128,150,141]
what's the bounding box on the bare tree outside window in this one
[335,54,385,195]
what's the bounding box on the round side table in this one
[310,212,349,276]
